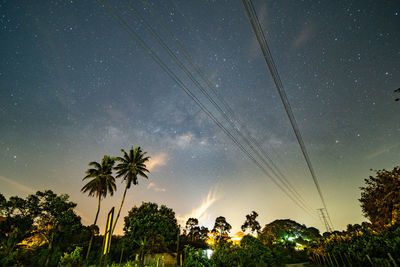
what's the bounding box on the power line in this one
[125,0,318,217]
[241,0,333,228]
[141,0,314,213]
[317,208,332,232]
[97,0,317,218]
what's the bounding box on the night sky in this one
[1,0,399,235]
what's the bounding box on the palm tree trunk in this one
[86,195,101,260]
[112,185,128,235]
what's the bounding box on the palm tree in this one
[112,146,150,234]
[81,155,116,260]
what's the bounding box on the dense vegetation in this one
[1,144,399,266]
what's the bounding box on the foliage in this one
[359,167,400,228]
[123,202,178,262]
[182,218,208,249]
[59,246,83,267]
[0,190,87,266]
[186,218,200,240]
[183,246,215,267]
[213,216,232,237]
[115,146,150,189]
[113,146,150,234]
[211,235,278,267]
[241,211,261,235]
[81,155,116,259]
[310,222,400,266]
[259,219,320,247]
[81,155,116,199]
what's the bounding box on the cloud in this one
[147,152,168,171]
[177,185,220,226]
[0,175,36,194]
[172,133,208,148]
[147,182,166,192]
[293,22,316,48]
[366,142,400,159]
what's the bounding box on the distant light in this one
[205,249,213,259]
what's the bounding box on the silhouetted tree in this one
[113,146,150,234]
[35,190,83,266]
[186,218,200,241]
[303,227,321,240]
[123,202,178,264]
[360,167,400,228]
[0,191,88,266]
[81,155,116,259]
[241,211,261,235]
[259,219,319,247]
[213,216,232,237]
[186,218,199,232]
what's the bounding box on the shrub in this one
[59,246,83,267]
[183,246,215,267]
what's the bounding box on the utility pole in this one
[176,224,181,266]
[318,208,332,232]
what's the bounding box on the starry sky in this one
[1,0,399,235]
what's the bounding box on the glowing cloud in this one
[178,185,220,226]
[293,22,316,48]
[146,152,167,171]
[366,142,400,159]
[0,175,36,194]
[147,182,166,192]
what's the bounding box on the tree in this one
[199,226,209,241]
[185,218,200,241]
[211,235,276,266]
[123,202,178,264]
[258,219,318,247]
[0,191,87,266]
[241,211,261,235]
[186,218,199,232]
[303,227,321,240]
[34,190,83,266]
[359,167,400,228]
[81,155,116,259]
[213,216,232,238]
[0,195,37,260]
[113,146,150,234]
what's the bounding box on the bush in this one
[59,246,83,267]
[183,246,215,267]
[212,235,278,267]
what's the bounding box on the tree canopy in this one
[360,166,400,228]
[123,202,178,256]
[113,146,150,234]
[213,216,232,237]
[241,211,261,235]
[259,219,320,247]
[0,190,86,266]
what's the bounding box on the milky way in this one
[1,0,399,234]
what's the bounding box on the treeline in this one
[0,190,90,266]
[1,143,399,267]
[0,190,319,266]
[307,166,400,266]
